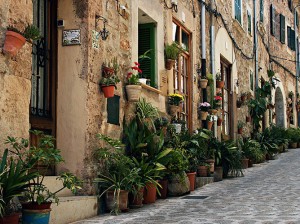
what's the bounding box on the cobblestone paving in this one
[74,149,300,224]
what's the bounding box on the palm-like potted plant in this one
[164,42,182,70]
[3,24,40,56]
[5,131,82,224]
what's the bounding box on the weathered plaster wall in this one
[0,0,32,140]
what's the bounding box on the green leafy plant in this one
[165,42,182,60]
[168,93,184,106]
[237,121,245,129]
[100,75,120,87]
[136,98,159,125]
[215,73,222,81]
[7,24,41,41]
[237,138,264,163]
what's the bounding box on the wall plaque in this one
[62,29,81,46]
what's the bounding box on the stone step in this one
[43,176,73,197]
[196,177,214,188]
[50,196,98,224]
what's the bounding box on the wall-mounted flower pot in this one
[207,121,213,130]
[209,109,218,115]
[200,111,208,120]
[216,80,225,88]
[3,31,26,57]
[102,66,115,77]
[238,128,243,134]
[246,116,251,123]
[126,85,142,102]
[101,85,115,98]
[237,100,243,108]
[165,59,175,70]
[199,79,208,89]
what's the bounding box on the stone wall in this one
[0,0,33,140]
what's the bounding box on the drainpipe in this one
[200,0,207,129]
[254,0,259,90]
[294,6,300,126]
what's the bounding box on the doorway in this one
[275,87,285,127]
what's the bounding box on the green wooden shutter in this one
[235,0,241,24]
[260,0,264,22]
[280,14,285,44]
[107,95,120,125]
[296,11,299,26]
[138,23,156,87]
[291,29,295,50]
[270,5,275,36]
[287,26,291,48]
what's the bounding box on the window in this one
[172,21,191,129]
[287,26,295,50]
[220,58,232,137]
[280,14,285,44]
[234,0,242,24]
[288,0,292,11]
[270,5,276,36]
[138,23,156,87]
[250,70,254,91]
[247,11,252,35]
[260,0,264,22]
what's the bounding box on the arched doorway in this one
[275,87,285,127]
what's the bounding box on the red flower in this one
[127,72,133,78]
[134,62,140,66]
[138,68,142,73]
[131,66,139,71]
[214,96,222,101]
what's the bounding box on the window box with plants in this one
[4,131,81,224]
[199,102,210,120]
[3,24,40,57]
[216,73,224,89]
[164,42,182,70]
[168,93,184,117]
[125,62,142,102]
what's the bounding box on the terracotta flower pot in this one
[126,85,142,102]
[246,116,251,122]
[197,166,208,177]
[143,182,157,204]
[238,128,243,134]
[0,213,20,224]
[169,105,180,116]
[101,85,115,98]
[207,121,213,130]
[105,190,128,212]
[199,79,208,89]
[200,111,208,120]
[129,187,144,208]
[186,172,196,191]
[3,31,26,56]
[165,59,175,70]
[241,95,247,102]
[240,158,249,169]
[158,179,168,199]
[216,80,225,88]
[205,159,215,173]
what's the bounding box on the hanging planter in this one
[101,85,115,98]
[165,59,176,70]
[3,31,26,57]
[199,78,208,89]
[126,85,142,102]
[199,111,208,120]
[216,80,225,88]
[207,121,213,130]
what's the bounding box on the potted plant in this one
[238,138,264,167]
[207,114,213,130]
[213,96,222,109]
[199,70,208,89]
[99,74,120,98]
[199,102,210,120]
[5,131,81,224]
[216,73,224,88]
[164,42,182,70]
[246,115,251,123]
[3,24,40,56]
[126,62,142,102]
[94,134,138,214]
[241,92,247,102]
[102,57,119,77]
[0,149,38,224]
[237,121,244,134]
[168,93,184,116]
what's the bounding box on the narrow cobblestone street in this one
[75,149,300,224]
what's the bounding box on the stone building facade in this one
[0,0,299,193]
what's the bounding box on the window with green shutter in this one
[260,0,264,22]
[280,14,285,44]
[138,23,156,88]
[288,26,296,51]
[107,95,120,125]
[247,11,251,35]
[235,0,242,24]
[270,5,275,36]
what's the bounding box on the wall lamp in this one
[116,0,126,17]
[163,0,178,13]
[95,15,109,40]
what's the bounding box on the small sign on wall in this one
[62,29,81,46]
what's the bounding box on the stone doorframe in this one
[271,77,287,128]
